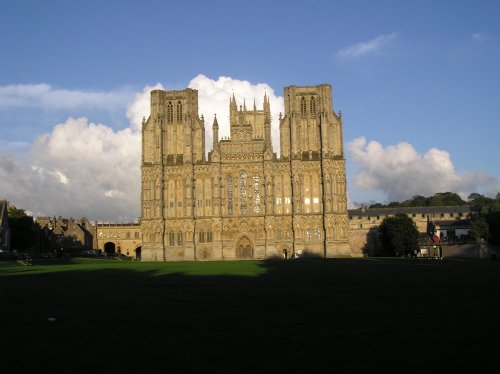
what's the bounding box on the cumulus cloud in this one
[348,137,499,202]
[189,74,284,154]
[0,76,285,221]
[0,83,133,110]
[1,116,141,221]
[337,33,398,60]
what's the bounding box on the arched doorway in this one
[135,246,142,261]
[236,236,253,259]
[104,242,116,256]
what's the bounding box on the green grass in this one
[1,258,499,373]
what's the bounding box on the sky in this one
[1,0,499,221]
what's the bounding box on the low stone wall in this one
[442,243,497,259]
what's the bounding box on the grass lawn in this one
[1,257,499,373]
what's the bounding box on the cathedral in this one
[140,84,351,261]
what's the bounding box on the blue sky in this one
[1,0,499,220]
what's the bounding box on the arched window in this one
[176,176,183,209]
[300,97,307,117]
[227,176,233,216]
[167,101,173,123]
[176,101,183,122]
[310,97,316,117]
[253,175,260,214]
[240,171,248,215]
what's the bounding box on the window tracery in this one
[240,171,248,215]
[300,97,307,117]
[176,101,182,122]
[167,101,173,123]
[310,97,316,117]
[227,176,233,215]
[253,175,260,214]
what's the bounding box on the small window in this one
[300,97,307,117]
[167,102,173,123]
[176,101,183,122]
[310,97,316,117]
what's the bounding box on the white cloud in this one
[0,83,133,111]
[471,32,487,42]
[337,33,398,60]
[4,116,142,221]
[348,137,499,203]
[0,76,286,221]
[126,83,164,132]
[188,74,284,155]
[120,75,285,154]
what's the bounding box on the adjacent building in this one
[348,205,473,256]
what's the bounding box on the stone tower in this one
[140,83,351,261]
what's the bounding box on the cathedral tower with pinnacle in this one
[140,83,351,261]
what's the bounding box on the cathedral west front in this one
[140,84,351,261]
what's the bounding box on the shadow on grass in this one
[1,258,500,373]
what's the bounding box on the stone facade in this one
[95,223,141,257]
[140,84,351,261]
[36,216,141,258]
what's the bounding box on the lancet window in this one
[300,97,307,117]
[310,97,316,117]
[167,101,173,123]
[227,176,233,216]
[253,175,260,214]
[176,101,183,122]
[240,171,248,215]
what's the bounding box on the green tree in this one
[468,193,500,214]
[486,211,500,246]
[8,205,28,219]
[469,216,489,242]
[408,195,427,207]
[379,214,420,257]
[8,205,35,250]
[426,192,466,206]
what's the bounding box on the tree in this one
[8,205,35,250]
[379,214,420,257]
[468,193,500,214]
[8,205,28,219]
[469,216,490,242]
[426,192,466,206]
[486,211,500,246]
[407,195,427,207]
